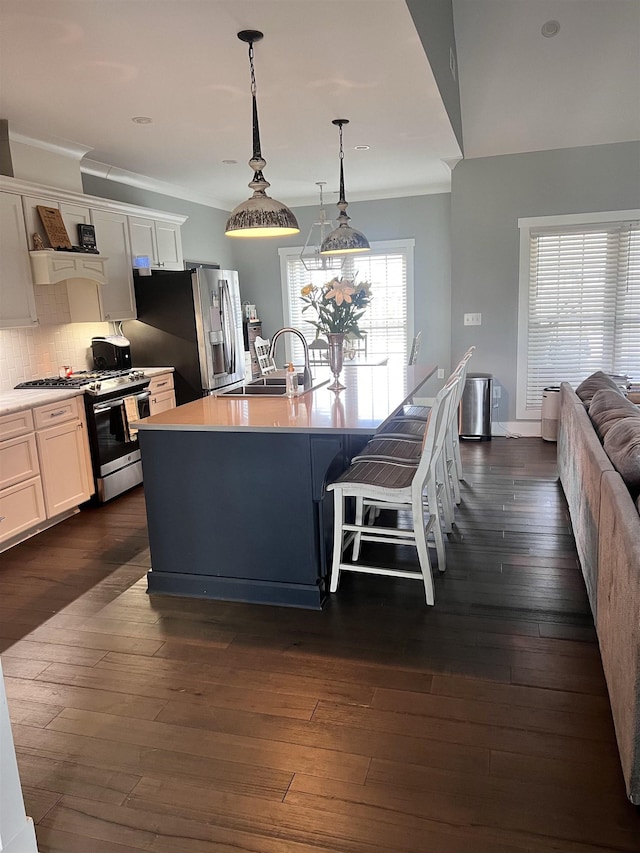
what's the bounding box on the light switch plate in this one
[464,313,482,326]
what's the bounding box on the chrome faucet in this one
[269,328,313,390]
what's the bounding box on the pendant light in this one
[300,182,345,271]
[320,119,370,256]
[225,31,299,239]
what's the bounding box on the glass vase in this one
[327,333,346,391]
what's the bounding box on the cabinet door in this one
[60,203,91,247]
[128,216,157,266]
[155,221,183,269]
[0,476,46,544]
[149,388,176,415]
[90,209,137,320]
[36,420,92,517]
[0,433,40,490]
[0,192,38,328]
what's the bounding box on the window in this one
[517,211,640,419]
[278,239,414,365]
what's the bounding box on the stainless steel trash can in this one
[459,373,492,440]
[541,386,561,442]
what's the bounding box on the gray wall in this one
[235,194,452,392]
[406,0,463,153]
[81,176,235,270]
[81,176,452,393]
[451,141,640,422]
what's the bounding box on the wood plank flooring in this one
[2,437,640,852]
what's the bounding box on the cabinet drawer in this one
[0,476,46,544]
[0,432,39,490]
[148,373,174,394]
[149,388,176,415]
[33,396,81,429]
[0,408,34,440]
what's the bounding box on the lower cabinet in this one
[0,477,46,544]
[36,418,93,517]
[149,372,176,415]
[0,397,94,548]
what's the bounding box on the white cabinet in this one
[90,209,137,320]
[129,216,183,270]
[0,192,38,328]
[34,396,93,517]
[22,196,91,249]
[148,372,176,415]
[0,409,45,545]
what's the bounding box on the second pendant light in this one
[321,119,370,256]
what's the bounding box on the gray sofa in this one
[558,379,640,804]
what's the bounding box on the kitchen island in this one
[136,363,436,608]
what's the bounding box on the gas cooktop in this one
[15,369,149,396]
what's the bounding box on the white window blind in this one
[279,240,413,366]
[518,217,640,414]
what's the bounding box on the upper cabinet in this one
[0,192,38,328]
[129,216,183,270]
[0,176,188,325]
[90,209,136,320]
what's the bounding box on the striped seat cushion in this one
[335,459,417,490]
[376,418,426,439]
[353,437,422,463]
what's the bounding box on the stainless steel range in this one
[15,370,151,503]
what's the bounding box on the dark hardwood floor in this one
[2,437,640,852]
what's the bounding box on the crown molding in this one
[81,158,228,212]
[8,128,93,161]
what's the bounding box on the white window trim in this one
[516,209,640,420]
[278,238,415,364]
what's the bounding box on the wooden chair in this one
[327,375,458,605]
[408,331,422,365]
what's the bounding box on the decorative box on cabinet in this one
[243,321,263,380]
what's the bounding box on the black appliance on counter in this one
[91,335,132,370]
[123,267,245,406]
[15,370,150,503]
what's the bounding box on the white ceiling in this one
[0,0,638,211]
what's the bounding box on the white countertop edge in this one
[0,367,174,416]
[136,423,379,435]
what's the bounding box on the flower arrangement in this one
[300,277,372,337]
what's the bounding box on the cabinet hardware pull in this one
[50,410,66,417]
[156,381,167,387]
[0,516,6,523]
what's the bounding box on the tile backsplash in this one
[0,311,110,391]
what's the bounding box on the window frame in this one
[278,238,415,365]
[516,209,640,420]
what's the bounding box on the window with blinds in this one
[517,214,640,417]
[278,239,414,365]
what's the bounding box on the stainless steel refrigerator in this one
[124,268,245,405]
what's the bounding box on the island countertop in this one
[136,363,437,434]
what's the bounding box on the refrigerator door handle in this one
[219,278,236,376]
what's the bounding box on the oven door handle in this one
[93,390,151,413]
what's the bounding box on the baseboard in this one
[491,420,542,438]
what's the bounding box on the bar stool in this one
[327,375,458,605]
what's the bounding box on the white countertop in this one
[137,364,436,435]
[0,367,174,417]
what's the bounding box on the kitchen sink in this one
[218,373,328,397]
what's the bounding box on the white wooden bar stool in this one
[327,376,458,605]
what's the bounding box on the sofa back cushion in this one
[603,417,640,499]
[576,371,625,405]
[588,389,640,440]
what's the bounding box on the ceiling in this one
[0,0,638,211]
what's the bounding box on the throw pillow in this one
[603,417,640,499]
[588,389,640,441]
[575,371,624,405]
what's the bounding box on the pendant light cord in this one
[247,39,262,162]
[337,120,346,205]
